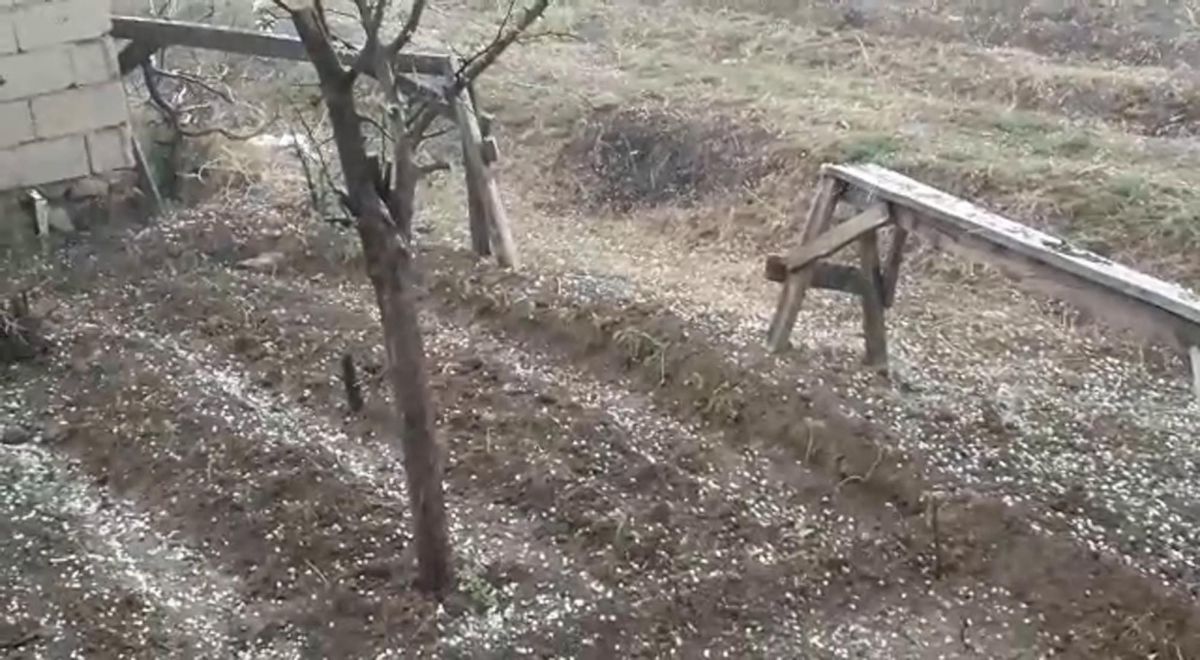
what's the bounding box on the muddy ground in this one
[1,194,1197,657]
[4,0,1200,657]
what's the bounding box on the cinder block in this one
[70,39,116,86]
[86,126,132,173]
[0,99,33,148]
[14,0,111,51]
[0,21,16,56]
[0,135,90,187]
[0,149,16,190]
[32,81,128,139]
[0,49,74,102]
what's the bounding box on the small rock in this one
[933,406,958,423]
[590,93,621,113]
[1,425,32,446]
[236,251,286,272]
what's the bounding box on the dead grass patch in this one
[556,105,789,212]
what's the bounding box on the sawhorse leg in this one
[767,177,844,352]
[1190,345,1200,401]
[858,229,888,374]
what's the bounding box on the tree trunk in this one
[288,6,453,594]
[359,212,452,594]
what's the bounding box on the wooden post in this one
[1190,345,1200,401]
[458,78,490,256]
[767,177,844,352]
[461,144,491,257]
[858,229,888,372]
[882,211,910,308]
[449,65,517,269]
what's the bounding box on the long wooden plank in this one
[110,16,452,115]
[893,210,1200,351]
[825,163,1200,326]
[111,16,449,73]
[767,177,844,352]
[775,203,890,274]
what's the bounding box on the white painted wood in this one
[29,190,48,236]
[1190,346,1200,401]
[825,163,1200,327]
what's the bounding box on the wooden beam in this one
[766,259,867,293]
[774,203,890,275]
[461,133,491,258]
[858,230,888,372]
[825,162,1200,328]
[893,210,1200,352]
[767,177,844,352]
[451,78,517,268]
[111,16,449,73]
[111,16,452,115]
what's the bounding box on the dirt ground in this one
[4,0,1200,657]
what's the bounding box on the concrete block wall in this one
[0,0,132,191]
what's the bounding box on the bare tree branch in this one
[147,65,234,103]
[142,62,277,141]
[455,0,550,90]
[386,0,428,56]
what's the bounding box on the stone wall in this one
[0,0,131,191]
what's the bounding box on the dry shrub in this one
[557,105,787,212]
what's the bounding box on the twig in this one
[930,495,942,580]
[290,119,322,216]
[802,419,817,465]
[142,62,277,141]
[341,353,365,413]
[515,29,584,45]
[146,65,234,103]
[0,629,43,651]
[834,444,884,494]
[455,0,551,90]
[386,0,427,56]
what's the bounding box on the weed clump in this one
[559,105,784,212]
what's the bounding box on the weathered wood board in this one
[772,204,890,275]
[825,163,1200,329]
[111,16,451,114]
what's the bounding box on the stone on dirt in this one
[1,425,33,446]
[236,251,286,272]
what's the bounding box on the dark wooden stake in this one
[882,220,909,308]
[462,145,491,257]
[858,229,889,373]
[341,353,364,413]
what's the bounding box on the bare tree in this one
[270,0,550,595]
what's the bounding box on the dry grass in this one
[440,0,1200,285]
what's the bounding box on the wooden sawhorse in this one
[766,163,1200,400]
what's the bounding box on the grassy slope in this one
[451,0,1200,285]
